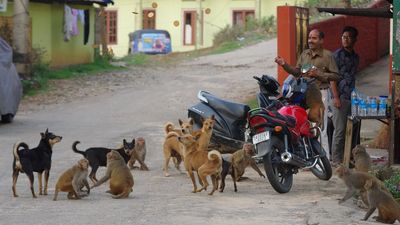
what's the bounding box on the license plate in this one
[252,131,270,145]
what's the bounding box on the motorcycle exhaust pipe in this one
[281,152,308,168]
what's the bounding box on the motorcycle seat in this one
[275,113,296,128]
[201,92,250,120]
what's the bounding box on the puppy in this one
[162,118,194,177]
[178,134,221,195]
[12,129,62,198]
[351,145,371,173]
[53,158,90,201]
[72,138,134,183]
[128,137,149,171]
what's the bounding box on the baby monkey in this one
[351,145,371,173]
[128,137,149,171]
[53,158,90,201]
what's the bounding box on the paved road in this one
[0,39,383,225]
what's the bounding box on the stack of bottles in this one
[351,89,387,117]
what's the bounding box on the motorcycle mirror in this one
[253,76,261,81]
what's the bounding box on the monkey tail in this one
[320,106,325,131]
[13,142,29,170]
[208,150,222,162]
[72,141,86,157]
[164,122,175,135]
[165,131,180,139]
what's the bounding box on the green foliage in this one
[247,98,259,109]
[23,49,122,96]
[384,171,400,199]
[213,16,276,47]
[120,53,148,66]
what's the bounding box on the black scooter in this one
[188,75,280,153]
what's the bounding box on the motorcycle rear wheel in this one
[309,138,332,180]
[261,137,293,193]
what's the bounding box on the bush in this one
[384,171,400,199]
[213,16,276,46]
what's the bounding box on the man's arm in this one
[275,56,301,77]
[330,80,341,108]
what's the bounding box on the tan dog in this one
[128,137,149,171]
[305,83,325,129]
[162,119,195,177]
[197,150,222,195]
[53,158,90,201]
[178,134,220,195]
[164,118,194,136]
[193,115,215,151]
[351,145,371,173]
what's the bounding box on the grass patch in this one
[23,57,123,96]
[247,98,259,109]
[119,53,148,66]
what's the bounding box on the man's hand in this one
[333,97,342,109]
[275,56,286,66]
[306,68,319,78]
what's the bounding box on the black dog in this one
[219,155,237,193]
[12,129,62,198]
[72,138,135,183]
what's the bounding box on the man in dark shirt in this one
[330,26,359,165]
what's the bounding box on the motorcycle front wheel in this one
[309,138,332,180]
[261,136,293,193]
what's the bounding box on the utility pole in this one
[13,0,30,78]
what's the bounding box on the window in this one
[233,10,255,27]
[105,11,117,45]
[143,10,156,29]
[183,11,196,45]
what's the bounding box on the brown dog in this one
[128,137,149,171]
[162,119,195,177]
[197,150,222,195]
[178,134,220,194]
[194,115,215,151]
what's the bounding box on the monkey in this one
[335,165,387,206]
[231,143,265,181]
[92,150,134,199]
[305,82,325,129]
[351,145,371,173]
[128,137,149,171]
[362,178,400,224]
[53,158,90,201]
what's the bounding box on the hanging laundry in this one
[84,10,90,45]
[78,10,85,26]
[63,5,73,41]
[71,9,79,36]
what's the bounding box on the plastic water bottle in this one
[365,96,371,116]
[359,99,367,117]
[351,90,358,117]
[378,96,387,116]
[369,97,378,116]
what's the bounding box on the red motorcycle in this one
[248,75,332,193]
[188,74,332,193]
